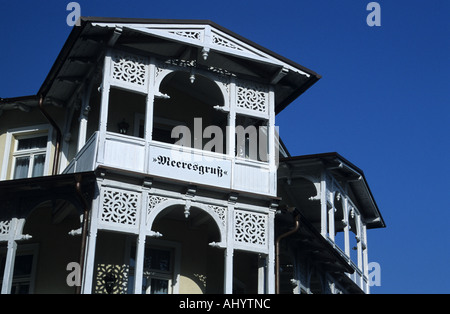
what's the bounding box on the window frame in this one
[144,275,173,294]
[0,243,39,294]
[142,246,174,294]
[126,238,181,294]
[11,135,48,179]
[1,124,53,180]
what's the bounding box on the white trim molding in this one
[1,124,53,180]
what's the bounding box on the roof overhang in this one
[0,95,39,113]
[279,152,386,229]
[0,171,97,221]
[2,17,320,114]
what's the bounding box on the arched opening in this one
[145,204,223,294]
[153,71,227,154]
[20,200,82,294]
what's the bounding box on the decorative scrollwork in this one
[165,58,196,68]
[208,205,226,226]
[94,264,129,294]
[234,210,267,246]
[0,220,10,236]
[169,30,202,41]
[147,195,168,217]
[101,189,139,226]
[236,82,268,114]
[193,273,207,288]
[111,53,148,86]
[212,34,244,51]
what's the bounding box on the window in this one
[0,245,37,294]
[142,248,173,294]
[12,135,48,179]
[1,125,52,180]
[128,245,175,294]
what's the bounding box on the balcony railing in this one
[63,132,99,174]
[325,235,369,293]
[63,131,275,196]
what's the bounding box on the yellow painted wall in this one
[0,105,67,179]
[153,215,223,294]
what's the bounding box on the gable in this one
[30,17,320,114]
[92,21,312,76]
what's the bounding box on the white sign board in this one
[148,145,232,189]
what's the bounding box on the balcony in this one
[325,235,370,293]
[277,154,381,293]
[63,131,275,196]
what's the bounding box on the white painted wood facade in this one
[276,153,385,294]
[0,18,384,294]
[64,48,278,196]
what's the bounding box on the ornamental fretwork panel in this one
[147,195,168,218]
[0,220,10,238]
[234,210,268,251]
[108,49,272,123]
[169,30,202,41]
[236,81,269,116]
[110,52,149,93]
[99,187,141,232]
[94,263,130,294]
[98,186,270,254]
[208,205,226,227]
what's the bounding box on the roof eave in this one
[36,17,320,109]
[275,74,321,115]
[37,19,89,98]
[280,152,386,229]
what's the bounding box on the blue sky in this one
[1,0,449,293]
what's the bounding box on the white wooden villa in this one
[0,18,385,294]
